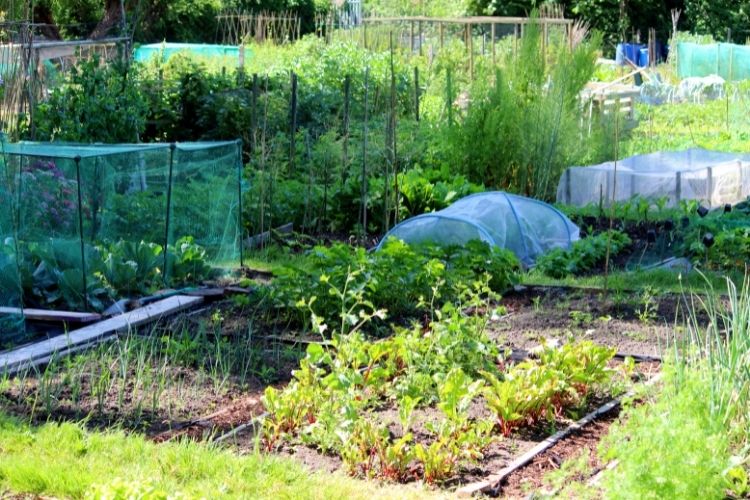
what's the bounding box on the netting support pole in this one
[237,139,244,267]
[74,155,88,311]
[707,166,713,207]
[164,143,176,286]
[675,171,682,204]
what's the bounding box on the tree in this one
[683,0,750,40]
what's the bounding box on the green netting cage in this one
[0,140,243,343]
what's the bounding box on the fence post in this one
[491,22,496,67]
[675,171,682,204]
[707,166,713,207]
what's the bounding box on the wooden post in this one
[469,23,474,80]
[491,22,496,67]
[738,161,743,200]
[289,71,298,172]
[410,22,415,53]
[418,20,423,56]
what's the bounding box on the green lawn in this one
[0,413,441,499]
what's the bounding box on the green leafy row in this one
[261,277,624,484]
[0,236,212,312]
[535,230,632,279]
[257,239,520,331]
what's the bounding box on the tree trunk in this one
[33,3,62,40]
[90,0,124,39]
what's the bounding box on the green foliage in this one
[483,341,619,436]
[260,239,520,330]
[683,0,750,42]
[0,413,431,499]
[365,0,470,17]
[134,0,222,44]
[1,236,213,312]
[262,281,623,484]
[626,91,750,157]
[262,281,503,484]
[446,18,601,199]
[535,230,632,278]
[599,366,733,499]
[32,57,148,143]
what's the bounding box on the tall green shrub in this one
[446,17,600,200]
[32,57,148,143]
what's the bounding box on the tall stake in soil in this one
[259,76,270,249]
[391,33,400,226]
[446,67,454,125]
[251,73,259,152]
[289,71,298,173]
[604,102,620,295]
[414,66,420,122]
[360,67,370,240]
[342,75,351,185]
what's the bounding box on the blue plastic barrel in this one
[638,48,649,67]
[615,43,625,65]
[616,43,644,66]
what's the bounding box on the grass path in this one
[0,412,442,499]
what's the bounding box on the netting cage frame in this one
[0,139,244,340]
[557,148,750,209]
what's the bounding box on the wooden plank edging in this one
[0,295,203,375]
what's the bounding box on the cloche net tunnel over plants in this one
[0,140,243,343]
[378,192,580,267]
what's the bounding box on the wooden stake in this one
[361,67,369,238]
[342,74,351,184]
[289,71,297,172]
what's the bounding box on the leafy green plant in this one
[33,56,148,143]
[260,239,519,331]
[536,230,632,279]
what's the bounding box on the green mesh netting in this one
[133,43,249,63]
[0,145,24,343]
[677,42,750,81]
[0,140,243,343]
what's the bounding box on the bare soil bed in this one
[493,286,686,357]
